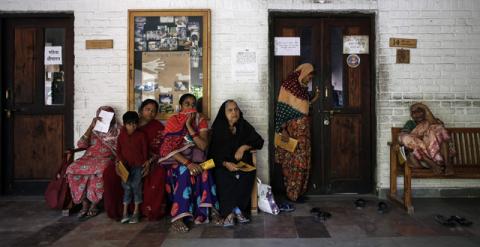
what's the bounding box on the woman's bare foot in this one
[211,208,223,225]
[171,220,189,233]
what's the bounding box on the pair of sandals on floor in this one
[354,198,389,214]
[171,209,225,233]
[77,203,100,220]
[435,215,473,227]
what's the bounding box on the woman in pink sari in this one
[399,102,454,175]
[66,106,120,219]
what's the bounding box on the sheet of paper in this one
[232,48,258,84]
[274,37,300,56]
[93,110,114,133]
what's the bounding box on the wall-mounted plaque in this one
[85,39,114,49]
[389,38,417,48]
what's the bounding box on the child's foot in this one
[235,212,250,224]
[129,213,140,224]
[223,213,235,227]
[121,215,130,224]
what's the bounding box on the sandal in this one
[279,203,295,212]
[314,211,332,222]
[450,215,473,226]
[235,212,250,224]
[377,202,389,214]
[77,208,88,219]
[211,208,223,226]
[171,220,189,233]
[223,213,235,227]
[86,207,100,218]
[194,215,209,225]
[354,198,367,209]
[434,214,456,227]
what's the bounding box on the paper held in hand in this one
[274,133,298,153]
[235,161,256,172]
[200,159,215,170]
[116,161,129,183]
[93,110,114,133]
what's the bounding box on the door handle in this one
[3,108,17,118]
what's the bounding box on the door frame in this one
[0,12,74,194]
[268,11,377,194]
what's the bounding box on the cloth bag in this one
[45,155,72,210]
[257,177,279,215]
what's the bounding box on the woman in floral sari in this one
[66,106,120,219]
[158,94,220,232]
[399,102,454,175]
[274,63,320,202]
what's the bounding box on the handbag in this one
[257,177,279,215]
[45,155,72,210]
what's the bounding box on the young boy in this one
[116,111,148,224]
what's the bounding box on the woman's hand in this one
[186,112,196,129]
[281,129,290,142]
[223,161,239,172]
[234,145,250,161]
[187,162,203,176]
[90,117,101,129]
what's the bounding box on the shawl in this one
[274,63,313,132]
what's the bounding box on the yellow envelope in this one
[274,133,298,153]
[235,161,256,172]
[116,161,129,183]
[200,159,215,170]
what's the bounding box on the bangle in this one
[190,132,199,138]
[185,160,192,166]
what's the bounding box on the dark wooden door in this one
[1,17,74,194]
[272,15,374,194]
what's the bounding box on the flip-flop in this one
[279,203,295,212]
[434,214,456,227]
[449,215,473,226]
[354,198,366,209]
[377,202,389,214]
[77,208,88,219]
[313,211,332,222]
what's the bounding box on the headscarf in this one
[274,63,313,132]
[410,102,444,125]
[208,100,264,165]
[92,106,120,154]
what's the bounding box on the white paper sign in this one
[44,46,62,65]
[232,48,258,83]
[93,110,114,133]
[274,37,300,56]
[343,35,369,54]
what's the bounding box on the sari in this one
[208,101,264,217]
[158,110,218,223]
[66,106,120,204]
[399,103,453,166]
[274,63,313,201]
[140,119,167,220]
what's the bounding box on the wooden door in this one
[1,16,74,194]
[272,15,374,194]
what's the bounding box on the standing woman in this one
[66,106,121,219]
[208,100,264,226]
[274,63,320,202]
[138,99,167,220]
[158,94,220,232]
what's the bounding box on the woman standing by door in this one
[274,63,319,202]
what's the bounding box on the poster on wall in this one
[231,48,258,84]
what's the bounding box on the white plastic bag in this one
[257,177,280,215]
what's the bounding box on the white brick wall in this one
[1,0,479,191]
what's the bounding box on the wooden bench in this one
[388,127,480,214]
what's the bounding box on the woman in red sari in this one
[66,106,120,219]
[138,99,167,220]
[103,99,167,220]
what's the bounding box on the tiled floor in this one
[1,196,480,246]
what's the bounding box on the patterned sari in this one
[66,106,120,204]
[158,110,218,223]
[274,63,313,201]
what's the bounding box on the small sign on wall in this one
[86,39,114,49]
[44,46,62,65]
[274,37,300,56]
[396,49,410,64]
[343,35,369,54]
[389,38,417,48]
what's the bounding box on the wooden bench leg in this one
[390,145,398,198]
[404,163,414,215]
[251,179,258,215]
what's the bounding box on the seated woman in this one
[158,94,221,232]
[66,106,121,219]
[208,100,264,227]
[399,102,454,175]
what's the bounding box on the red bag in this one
[45,154,72,210]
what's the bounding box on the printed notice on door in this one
[274,37,300,56]
[343,35,369,54]
[232,48,258,83]
[44,46,63,65]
